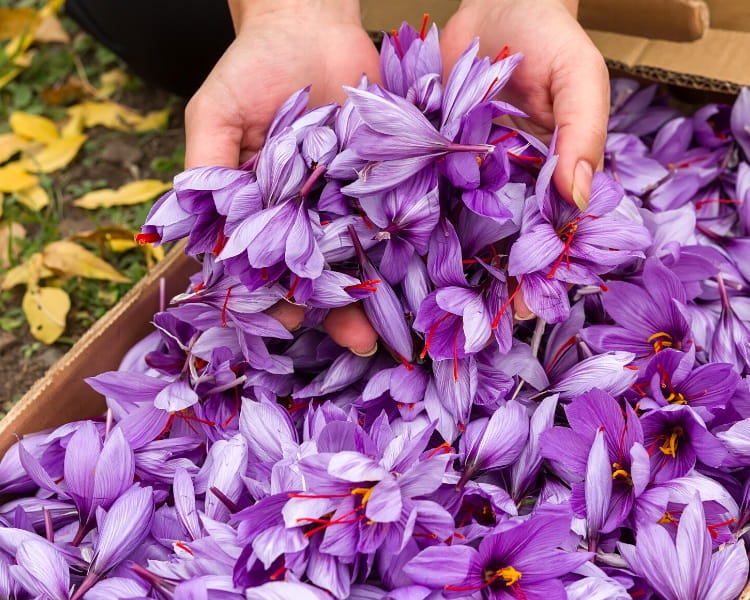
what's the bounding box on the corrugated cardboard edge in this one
[0,241,197,456]
[579,0,709,42]
[589,28,750,93]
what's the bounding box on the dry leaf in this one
[73,179,171,209]
[134,108,170,132]
[0,132,30,164]
[20,134,87,173]
[73,225,165,267]
[23,286,70,344]
[33,15,69,43]
[61,109,86,138]
[0,8,36,41]
[65,101,167,132]
[0,162,38,192]
[9,111,59,144]
[42,240,130,283]
[2,260,53,290]
[15,185,49,211]
[41,77,85,106]
[0,222,26,269]
[98,68,129,98]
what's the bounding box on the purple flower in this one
[509,153,650,288]
[618,497,748,600]
[72,485,155,599]
[641,406,726,482]
[581,257,692,362]
[404,508,590,599]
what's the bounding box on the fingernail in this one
[513,311,536,321]
[350,343,378,357]
[571,160,593,211]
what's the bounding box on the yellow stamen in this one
[351,487,374,506]
[659,426,683,458]
[658,511,676,525]
[664,391,687,405]
[611,462,633,486]
[647,331,673,353]
[495,566,522,586]
[475,155,484,166]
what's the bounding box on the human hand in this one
[440,0,609,210]
[185,0,380,355]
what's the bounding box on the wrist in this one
[228,0,361,33]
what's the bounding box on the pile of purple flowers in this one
[2,21,750,599]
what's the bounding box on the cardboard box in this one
[0,243,195,457]
[1,0,749,455]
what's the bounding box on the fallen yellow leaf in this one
[33,15,69,43]
[23,286,70,344]
[61,109,85,138]
[0,162,38,192]
[65,101,168,132]
[14,185,49,211]
[98,68,129,98]
[20,134,87,173]
[0,8,36,41]
[0,132,30,164]
[73,225,165,267]
[0,222,26,269]
[2,261,53,290]
[134,108,170,132]
[9,111,59,144]
[73,179,172,209]
[42,240,130,283]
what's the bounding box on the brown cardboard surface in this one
[579,0,709,41]
[588,28,750,93]
[704,0,750,32]
[360,0,459,31]
[0,241,196,457]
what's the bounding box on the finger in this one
[549,40,609,210]
[513,292,535,321]
[266,301,305,331]
[184,86,245,169]
[323,304,379,357]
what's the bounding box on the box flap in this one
[579,0,709,41]
[589,28,750,92]
[0,242,196,457]
[704,0,750,32]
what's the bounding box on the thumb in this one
[550,43,609,209]
[184,86,245,169]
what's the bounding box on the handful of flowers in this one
[2,20,750,600]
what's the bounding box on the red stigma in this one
[192,281,205,293]
[390,30,404,57]
[344,279,381,293]
[396,353,414,370]
[212,219,228,255]
[493,45,510,62]
[420,312,453,359]
[507,151,543,164]
[492,275,523,329]
[419,13,429,40]
[174,542,193,555]
[221,287,233,327]
[221,387,242,428]
[707,518,736,538]
[547,215,598,279]
[489,130,518,146]
[269,562,287,581]
[695,198,741,210]
[480,77,500,103]
[286,275,300,300]
[544,335,577,374]
[426,441,452,459]
[135,231,161,245]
